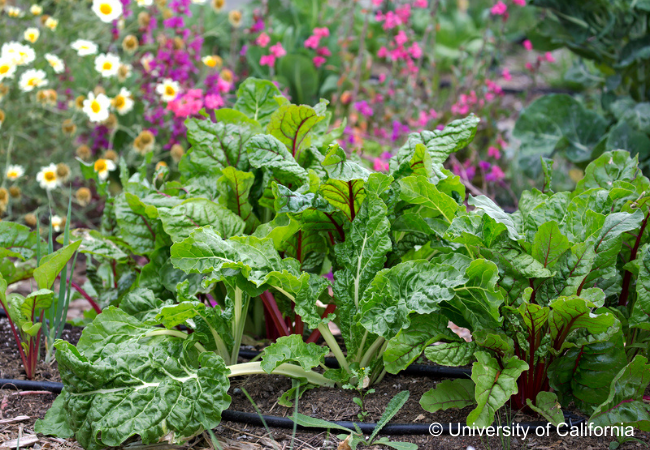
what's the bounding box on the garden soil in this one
[1,319,650,450]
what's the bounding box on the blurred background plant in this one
[0,0,586,229]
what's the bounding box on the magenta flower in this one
[395,30,408,45]
[545,52,556,63]
[317,47,332,57]
[486,165,505,182]
[313,56,326,67]
[502,68,512,81]
[205,94,224,109]
[479,160,491,172]
[167,89,203,118]
[414,0,427,8]
[490,1,507,15]
[525,62,534,71]
[378,73,386,83]
[523,39,533,51]
[488,146,501,160]
[354,100,373,117]
[260,54,276,67]
[256,32,270,47]
[383,11,402,30]
[313,27,330,38]
[408,42,422,58]
[304,35,320,49]
[373,158,389,172]
[270,42,286,57]
[512,0,525,5]
[378,46,389,58]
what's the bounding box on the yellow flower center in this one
[94,159,107,172]
[91,100,101,113]
[103,62,112,71]
[27,77,39,86]
[99,3,112,14]
[44,171,56,182]
[114,96,125,108]
[204,57,216,68]
[0,66,8,74]
[165,86,175,96]
[7,171,18,179]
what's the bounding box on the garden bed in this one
[1,320,648,450]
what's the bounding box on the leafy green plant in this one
[0,210,81,378]
[516,1,650,175]
[421,151,650,430]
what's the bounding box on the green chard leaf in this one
[261,335,328,373]
[234,78,284,125]
[267,103,325,159]
[467,352,528,427]
[420,379,476,413]
[216,167,261,233]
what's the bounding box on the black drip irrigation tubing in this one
[0,378,587,436]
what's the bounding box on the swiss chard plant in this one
[0,209,81,378]
[421,151,650,430]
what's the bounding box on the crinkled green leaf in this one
[399,175,458,225]
[246,134,309,186]
[321,144,371,182]
[261,335,328,373]
[526,392,564,427]
[469,195,521,241]
[234,78,284,125]
[632,245,650,330]
[0,222,40,260]
[320,179,366,222]
[424,341,477,367]
[532,221,570,269]
[384,314,460,373]
[216,167,260,233]
[120,288,172,323]
[467,352,528,427]
[58,229,128,261]
[267,103,325,159]
[589,356,650,431]
[159,198,245,243]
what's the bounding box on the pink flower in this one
[260,54,276,67]
[395,30,408,45]
[204,94,224,109]
[167,89,203,118]
[313,27,330,38]
[217,77,233,93]
[490,1,507,15]
[317,47,331,56]
[512,0,525,5]
[486,165,505,182]
[488,146,501,160]
[428,108,438,119]
[525,62,534,71]
[373,158,389,172]
[372,0,383,5]
[256,32,270,47]
[414,0,427,8]
[545,52,556,63]
[383,11,402,29]
[313,56,326,67]
[408,42,422,58]
[395,4,411,22]
[523,39,533,51]
[378,73,386,83]
[502,68,512,81]
[378,46,389,58]
[270,42,286,57]
[304,35,320,49]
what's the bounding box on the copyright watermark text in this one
[428,422,636,440]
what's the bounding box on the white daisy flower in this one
[0,58,16,81]
[36,164,59,190]
[7,7,24,17]
[92,0,123,22]
[136,0,153,6]
[156,78,180,102]
[19,69,47,92]
[44,17,58,30]
[30,5,43,15]
[51,215,63,232]
[44,53,65,74]
[5,165,25,181]
[94,53,120,78]
[2,42,36,66]
[112,87,134,115]
[191,0,207,4]
[24,28,40,44]
[117,63,132,81]
[71,40,98,56]
[83,92,111,122]
[93,158,116,181]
